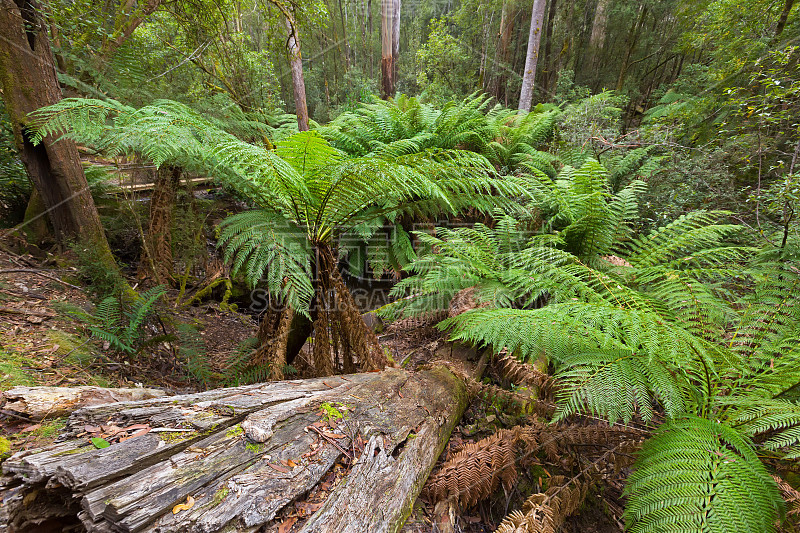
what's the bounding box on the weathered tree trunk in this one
[1,386,167,420]
[380,0,394,98]
[0,0,119,272]
[1,367,472,532]
[518,0,547,111]
[285,16,310,131]
[138,165,180,284]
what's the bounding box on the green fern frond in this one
[624,415,783,533]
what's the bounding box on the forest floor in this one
[0,243,622,532]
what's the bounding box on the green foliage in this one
[78,286,166,356]
[174,324,214,388]
[624,416,783,533]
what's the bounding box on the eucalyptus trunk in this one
[285,16,310,131]
[518,0,547,111]
[380,0,394,98]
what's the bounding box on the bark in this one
[138,165,180,284]
[495,1,516,103]
[587,0,609,71]
[518,0,548,111]
[1,367,472,533]
[0,0,119,273]
[380,0,394,98]
[391,0,401,84]
[285,16,310,131]
[776,0,795,37]
[1,386,167,420]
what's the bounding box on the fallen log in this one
[1,386,169,420]
[1,362,477,533]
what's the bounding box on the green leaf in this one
[91,437,111,449]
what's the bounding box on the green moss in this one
[211,487,229,506]
[245,441,265,454]
[320,402,345,421]
[0,436,11,461]
[46,330,98,366]
[0,349,36,390]
[226,424,244,438]
[158,431,196,443]
[52,446,90,457]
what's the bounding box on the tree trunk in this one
[138,165,180,284]
[541,0,558,98]
[616,4,648,91]
[285,16,310,131]
[1,367,471,533]
[391,0,401,85]
[495,1,516,102]
[0,0,119,273]
[587,0,609,76]
[518,0,547,111]
[380,0,394,98]
[776,0,795,37]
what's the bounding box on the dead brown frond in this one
[424,426,530,508]
[774,474,800,516]
[496,352,557,400]
[495,475,589,533]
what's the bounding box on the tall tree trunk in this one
[616,4,648,91]
[587,0,609,77]
[380,0,394,98]
[0,0,119,272]
[391,0,401,85]
[285,16,310,131]
[518,0,547,111]
[775,0,795,37]
[337,0,351,69]
[541,0,558,98]
[495,1,516,102]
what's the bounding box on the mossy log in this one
[1,366,471,533]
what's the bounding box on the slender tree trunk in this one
[285,16,310,131]
[380,0,394,98]
[495,1,516,102]
[391,0,400,85]
[776,0,795,37]
[616,5,648,91]
[541,0,557,98]
[518,0,547,111]
[337,0,351,69]
[0,0,119,273]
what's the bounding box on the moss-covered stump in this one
[0,367,470,532]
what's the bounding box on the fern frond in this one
[624,416,783,533]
